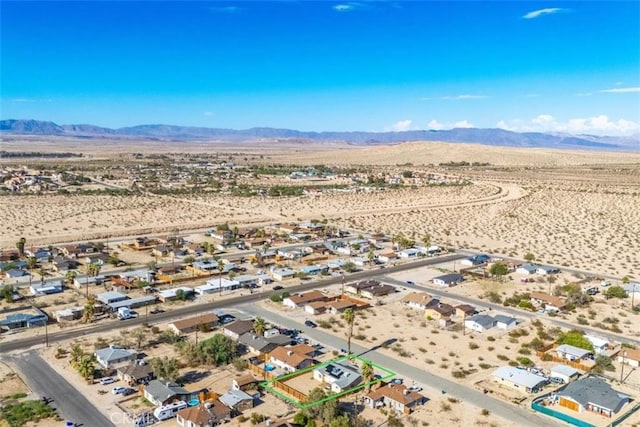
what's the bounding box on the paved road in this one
[238,303,561,427]
[3,254,466,352]
[4,351,114,427]
[382,276,640,347]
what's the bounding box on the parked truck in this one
[117,307,135,320]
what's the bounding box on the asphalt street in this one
[382,276,640,348]
[2,254,465,352]
[4,351,114,427]
[238,303,561,427]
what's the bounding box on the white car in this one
[99,377,116,385]
[112,386,127,395]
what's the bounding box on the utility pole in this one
[620,351,627,383]
[341,274,345,296]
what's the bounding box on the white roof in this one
[585,335,609,348]
[556,344,592,357]
[551,364,580,377]
[158,287,193,298]
[203,278,238,289]
[493,366,547,389]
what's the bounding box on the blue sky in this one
[2,1,639,135]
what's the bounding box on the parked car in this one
[122,388,136,396]
[408,385,423,392]
[112,387,127,395]
[304,320,317,328]
[99,377,116,385]
[391,378,403,385]
[406,280,415,285]
[549,377,565,384]
[273,285,284,290]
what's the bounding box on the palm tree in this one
[422,233,431,248]
[16,237,26,257]
[343,308,355,355]
[217,259,225,296]
[361,359,374,392]
[76,354,96,380]
[69,342,85,368]
[82,296,96,324]
[26,256,38,271]
[65,270,78,285]
[367,250,376,264]
[253,317,267,336]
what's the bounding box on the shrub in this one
[469,342,479,350]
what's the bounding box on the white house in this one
[617,348,640,368]
[432,273,464,287]
[516,263,538,275]
[313,362,362,393]
[464,314,496,333]
[556,344,592,361]
[95,345,137,369]
[494,315,517,330]
[585,335,609,355]
[550,365,580,384]
[492,366,547,394]
[398,248,420,259]
[271,268,297,281]
[537,265,560,275]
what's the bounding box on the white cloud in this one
[391,120,413,131]
[427,120,445,130]
[599,87,640,93]
[427,119,474,130]
[523,7,567,19]
[454,120,474,128]
[496,114,640,136]
[203,111,215,117]
[333,3,365,12]
[574,92,593,97]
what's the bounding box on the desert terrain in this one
[1,138,639,278]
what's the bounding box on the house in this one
[360,283,396,299]
[219,389,254,412]
[299,265,328,276]
[585,335,610,355]
[232,374,259,392]
[73,275,104,288]
[107,296,156,312]
[556,344,593,362]
[233,275,259,288]
[271,268,297,281]
[195,279,240,295]
[177,400,232,427]
[269,344,316,372]
[492,366,547,393]
[94,345,137,369]
[157,287,194,302]
[54,306,84,322]
[283,290,328,309]
[305,301,329,315]
[143,380,192,406]
[537,265,560,275]
[464,314,496,333]
[345,280,380,295]
[364,383,426,414]
[425,302,454,320]
[460,254,490,266]
[530,292,566,311]
[397,248,420,258]
[238,333,291,354]
[326,300,357,314]
[52,258,80,273]
[97,291,129,305]
[550,365,580,384]
[455,304,475,318]
[0,310,48,330]
[151,245,172,258]
[30,280,64,296]
[5,269,29,279]
[516,263,538,275]
[401,292,434,310]
[617,348,640,368]
[117,361,155,385]
[494,315,517,329]
[169,313,220,335]
[313,362,362,393]
[223,320,255,340]
[432,273,464,287]
[556,377,630,417]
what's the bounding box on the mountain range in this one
[2,119,638,151]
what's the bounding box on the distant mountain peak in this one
[0,119,634,151]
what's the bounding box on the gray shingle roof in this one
[559,377,630,413]
[145,380,188,403]
[493,366,547,390]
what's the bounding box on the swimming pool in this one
[264,364,275,371]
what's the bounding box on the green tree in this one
[131,326,148,350]
[108,252,121,266]
[387,412,404,427]
[69,342,85,368]
[26,256,38,271]
[82,295,96,324]
[151,356,180,382]
[0,285,14,302]
[604,285,628,299]
[489,262,509,280]
[76,354,96,380]
[524,252,536,262]
[361,359,374,392]
[422,233,431,248]
[16,237,26,257]
[65,270,78,285]
[367,250,376,264]
[175,289,187,301]
[330,415,351,427]
[343,308,356,355]
[183,255,195,264]
[217,259,225,296]
[622,276,631,284]
[293,412,308,425]
[594,355,615,373]
[253,317,267,336]
[557,330,594,352]
[197,333,237,366]
[342,262,357,273]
